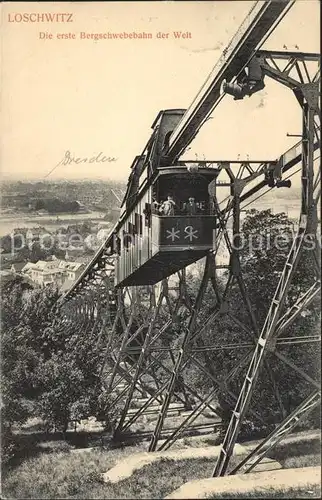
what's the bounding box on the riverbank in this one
[0,211,108,237]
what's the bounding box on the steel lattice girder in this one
[213,53,321,477]
[56,52,321,465]
[59,155,320,452]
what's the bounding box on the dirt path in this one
[102,444,249,483]
[102,430,319,484]
[165,466,321,499]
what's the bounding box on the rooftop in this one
[21,259,86,274]
[11,262,26,272]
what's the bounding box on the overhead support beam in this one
[60,137,311,304]
[166,0,295,162]
[59,1,300,304]
[257,50,320,61]
[213,53,320,477]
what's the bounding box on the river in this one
[0,211,108,237]
[0,203,302,238]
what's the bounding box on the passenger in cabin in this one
[160,195,176,216]
[183,196,198,215]
[151,197,160,214]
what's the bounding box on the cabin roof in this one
[155,165,220,177]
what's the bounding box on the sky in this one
[1,0,320,182]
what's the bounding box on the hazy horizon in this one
[1,1,320,184]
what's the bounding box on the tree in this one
[213,209,320,434]
[1,278,106,438]
[172,210,320,437]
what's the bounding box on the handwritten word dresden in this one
[8,13,73,23]
[56,151,117,167]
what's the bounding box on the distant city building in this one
[74,200,89,213]
[64,248,85,260]
[10,262,26,274]
[26,227,51,244]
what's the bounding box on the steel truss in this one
[57,52,320,467]
[213,51,321,476]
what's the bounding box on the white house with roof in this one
[58,260,84,281]
[21,262,36,276]
[20,258,85,289]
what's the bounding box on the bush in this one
[1,278,111,462]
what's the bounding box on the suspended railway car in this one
[113,109,219,287]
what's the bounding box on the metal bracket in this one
[300,82,320,112]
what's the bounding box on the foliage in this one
[18,238,72,262]
[0,220,96,262]
[34,197,80,213]
[170,209,320,433]
[1,278,41,427]
[1,277,108,450]
[1,208,320,468]
[235,210,319,423]
[0,233,26,254]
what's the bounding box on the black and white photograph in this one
[1,1,321,498]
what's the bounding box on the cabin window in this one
[155,174,213,215]
[111,233,119,255]
[138,164,148,188]
[133,218,138,235]
[135,213,142,235]
[128,222,135,236]
[114,236,121,255]
[144,203,151,227]
[146,135,156,167]
[123,229,131,250]
[163,130,172,152]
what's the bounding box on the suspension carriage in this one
[113,110,219,287]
